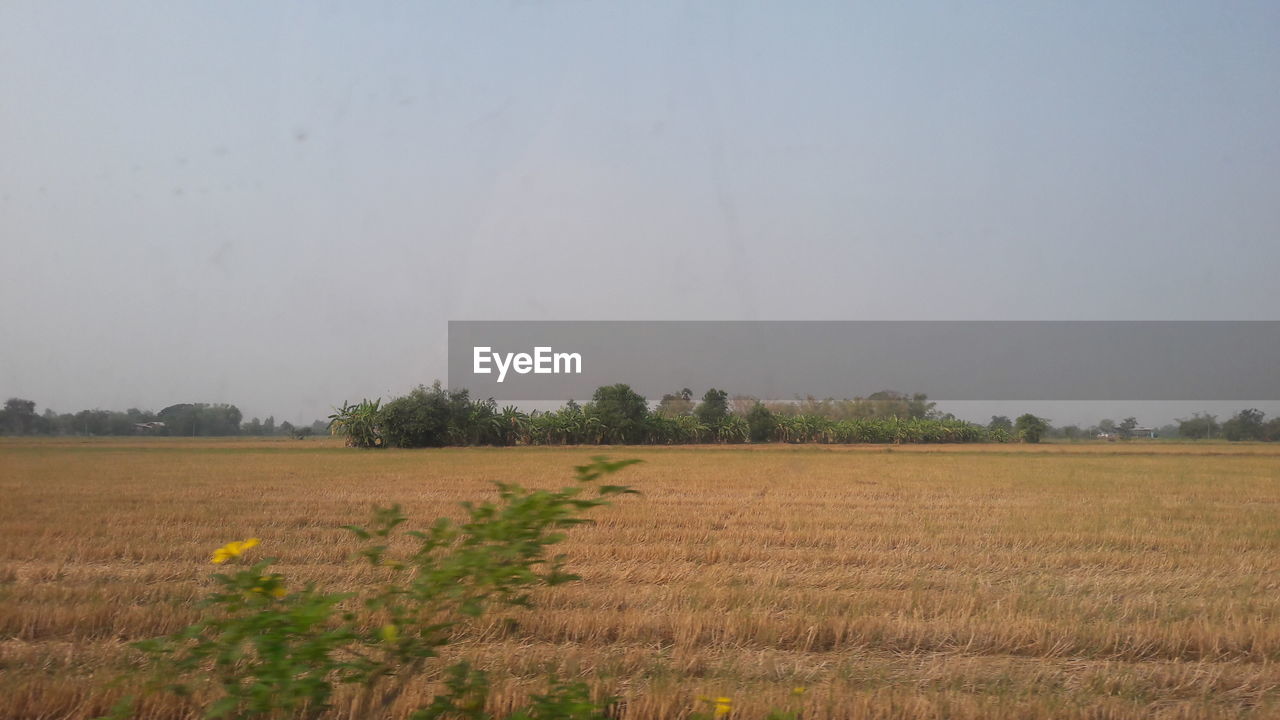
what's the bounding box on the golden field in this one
[2,439,1279,719]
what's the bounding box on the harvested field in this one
[2,439,1279,719]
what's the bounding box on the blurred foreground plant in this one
[106,457,641,720]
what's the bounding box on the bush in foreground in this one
[104,458,641,720]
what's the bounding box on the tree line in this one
[1168,409,1280,441]
[1000,410,1280,442]
[328,384,1280,449]
[328,382,1038,448]
[8,391,1275,445]
[0,398,326,438]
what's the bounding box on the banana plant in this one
[718,415,750,444]
[674,415,707,444]
[498,406,530,446]
[328,399,384,448]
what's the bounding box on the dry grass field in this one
[2,438,1279,719]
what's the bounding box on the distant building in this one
[1097,427,1157,440]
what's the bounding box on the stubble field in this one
[2,439,1279,719]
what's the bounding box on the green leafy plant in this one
[1015,413,1049,443]
[107,458,641,720]
[328,398,385,448]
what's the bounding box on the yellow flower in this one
[792,686,806,695]
[713,697,732,719]
[270,586,287,599]
[380,624,399,643]
[211,538,260,564]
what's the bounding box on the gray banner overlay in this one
[448,321,1279,402]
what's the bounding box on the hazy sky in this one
[3,2,1278,425]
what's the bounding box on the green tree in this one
[1118,417,1139,440]
[74,409,111,435]
[655,388,695,418]
[378,384,460,448]
[584,384,649,444]
[1223,408,1266,441]
[1263,417,1280,442]
[860,391,937,420]
[907,393,937,419]
[1015,414,1048,443]
[38,408,59,435]
[1,398,38,435]
[1176,412,1218,439]
[155,404,243,436]
[987,415,1013,432]
[745,402,776,443]
[694,388,729,427]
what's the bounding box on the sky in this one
[2,1,1278,425]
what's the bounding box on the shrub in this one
[107,458,641,720]
[745,403,775,443]
[377,383,503,448]
[1015,414,1049,443]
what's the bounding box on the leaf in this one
[342,525,371,540]
[205,696,240,719]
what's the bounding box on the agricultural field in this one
[2,439,1280,719]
